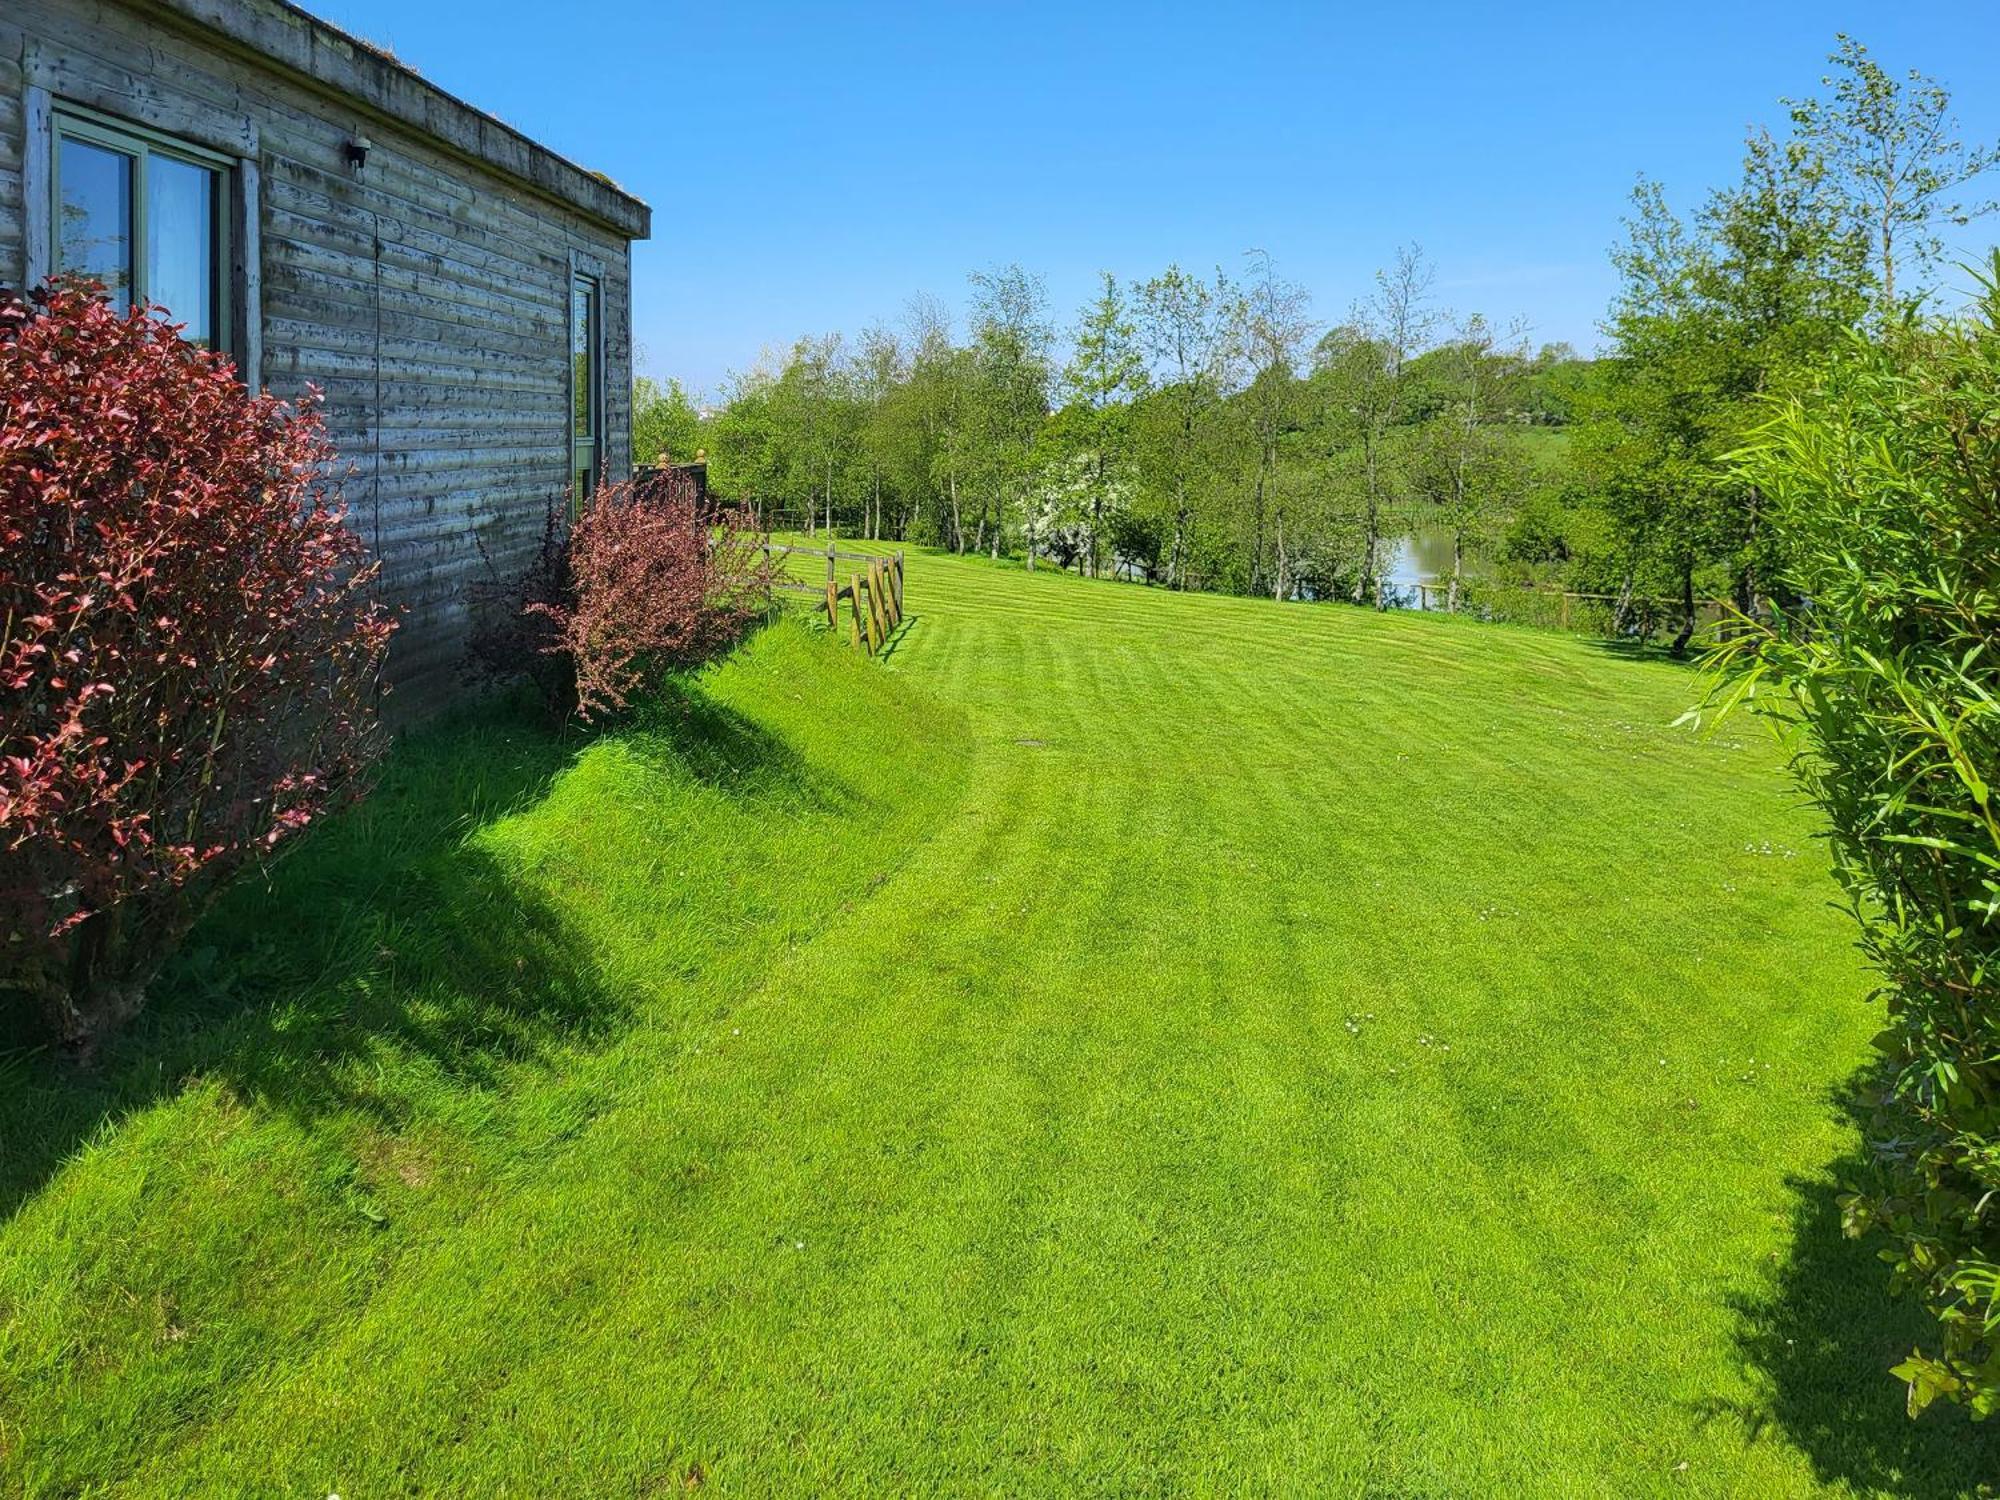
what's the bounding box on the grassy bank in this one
[1,555,1988,1494]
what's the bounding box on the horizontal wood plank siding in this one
[0,24,22,280]
[1,0,642,715]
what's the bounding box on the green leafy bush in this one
[1719,260,2000,1418]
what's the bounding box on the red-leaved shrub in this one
[532,473,769,720]
[467,491,577,717]
[1,284,395,1050]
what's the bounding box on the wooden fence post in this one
[882,560,897,632]
[892,552,905,618]
[825,539,836,593]
[866,562,888,648]
[824,575,839,629]
[849,579,866,652]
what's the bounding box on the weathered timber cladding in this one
[0,0,651,712]
[0,22,22,281]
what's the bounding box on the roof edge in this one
[132,0,652,241]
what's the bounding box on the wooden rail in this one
[1411,581,1731,631]
[761,539,906,656]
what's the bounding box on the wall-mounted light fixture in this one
[343,135,373,170]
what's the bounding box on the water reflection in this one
[1382,529,1459,609]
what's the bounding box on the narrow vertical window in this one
[51,108,229,350]
[147,155,217,345]
[571,272,601,507]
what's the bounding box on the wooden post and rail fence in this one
[756,538,1717,651]
[761,539,907,656]
[1411,581,1734,635]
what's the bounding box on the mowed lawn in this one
[3,548,1992,1495]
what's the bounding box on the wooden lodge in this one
[0,0,653,706]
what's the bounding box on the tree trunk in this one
[1669,565,1696,658]
[1881,209,1896,314]
[1449,441,1469,614]
[42,903,157,1059]
[1088,451,1105,580]
[1251,467,1268,597]
[1735,485,1762,631]
[1272,509,1288,602]
[949,473,964,554]
[1354,430,1380,606]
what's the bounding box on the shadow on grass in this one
[1574,635,1707,669]
[0,667,830,1223]
[1703,1076,2000,1494]
[876,614,920,664]
[621,675,859,817]
[0,689,601,1221]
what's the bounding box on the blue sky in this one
[316,1,1999,396]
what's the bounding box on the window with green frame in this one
[571,271,601,509]
[52,105,231,351]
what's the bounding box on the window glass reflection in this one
[59,137,133,311]
[147,154,217,345]
[572,279,597,440]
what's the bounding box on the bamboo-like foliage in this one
[1712,258,2000,1417]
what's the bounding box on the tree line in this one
[635,36,1994,652]
[641,255,1578,607]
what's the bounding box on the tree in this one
[966,266,1053,564]
[1022,448,1129,572]
[854,325,906,540]
[631,375,704,467]
[1132,265,1242,589]
[1704,127,1874,615]
[1789,35,1998,316]
[898,295,976,552]
[1056,271,1149,577]
[1578,128,1871,652]
[1312,245,1434,605]
[1406,316,1533,611]
[1519,342,1591,425]
[705,362,784,526]
[1239,250,1316,600]
[784,334,861,536]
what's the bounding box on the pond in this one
[1381,529,1462,609]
